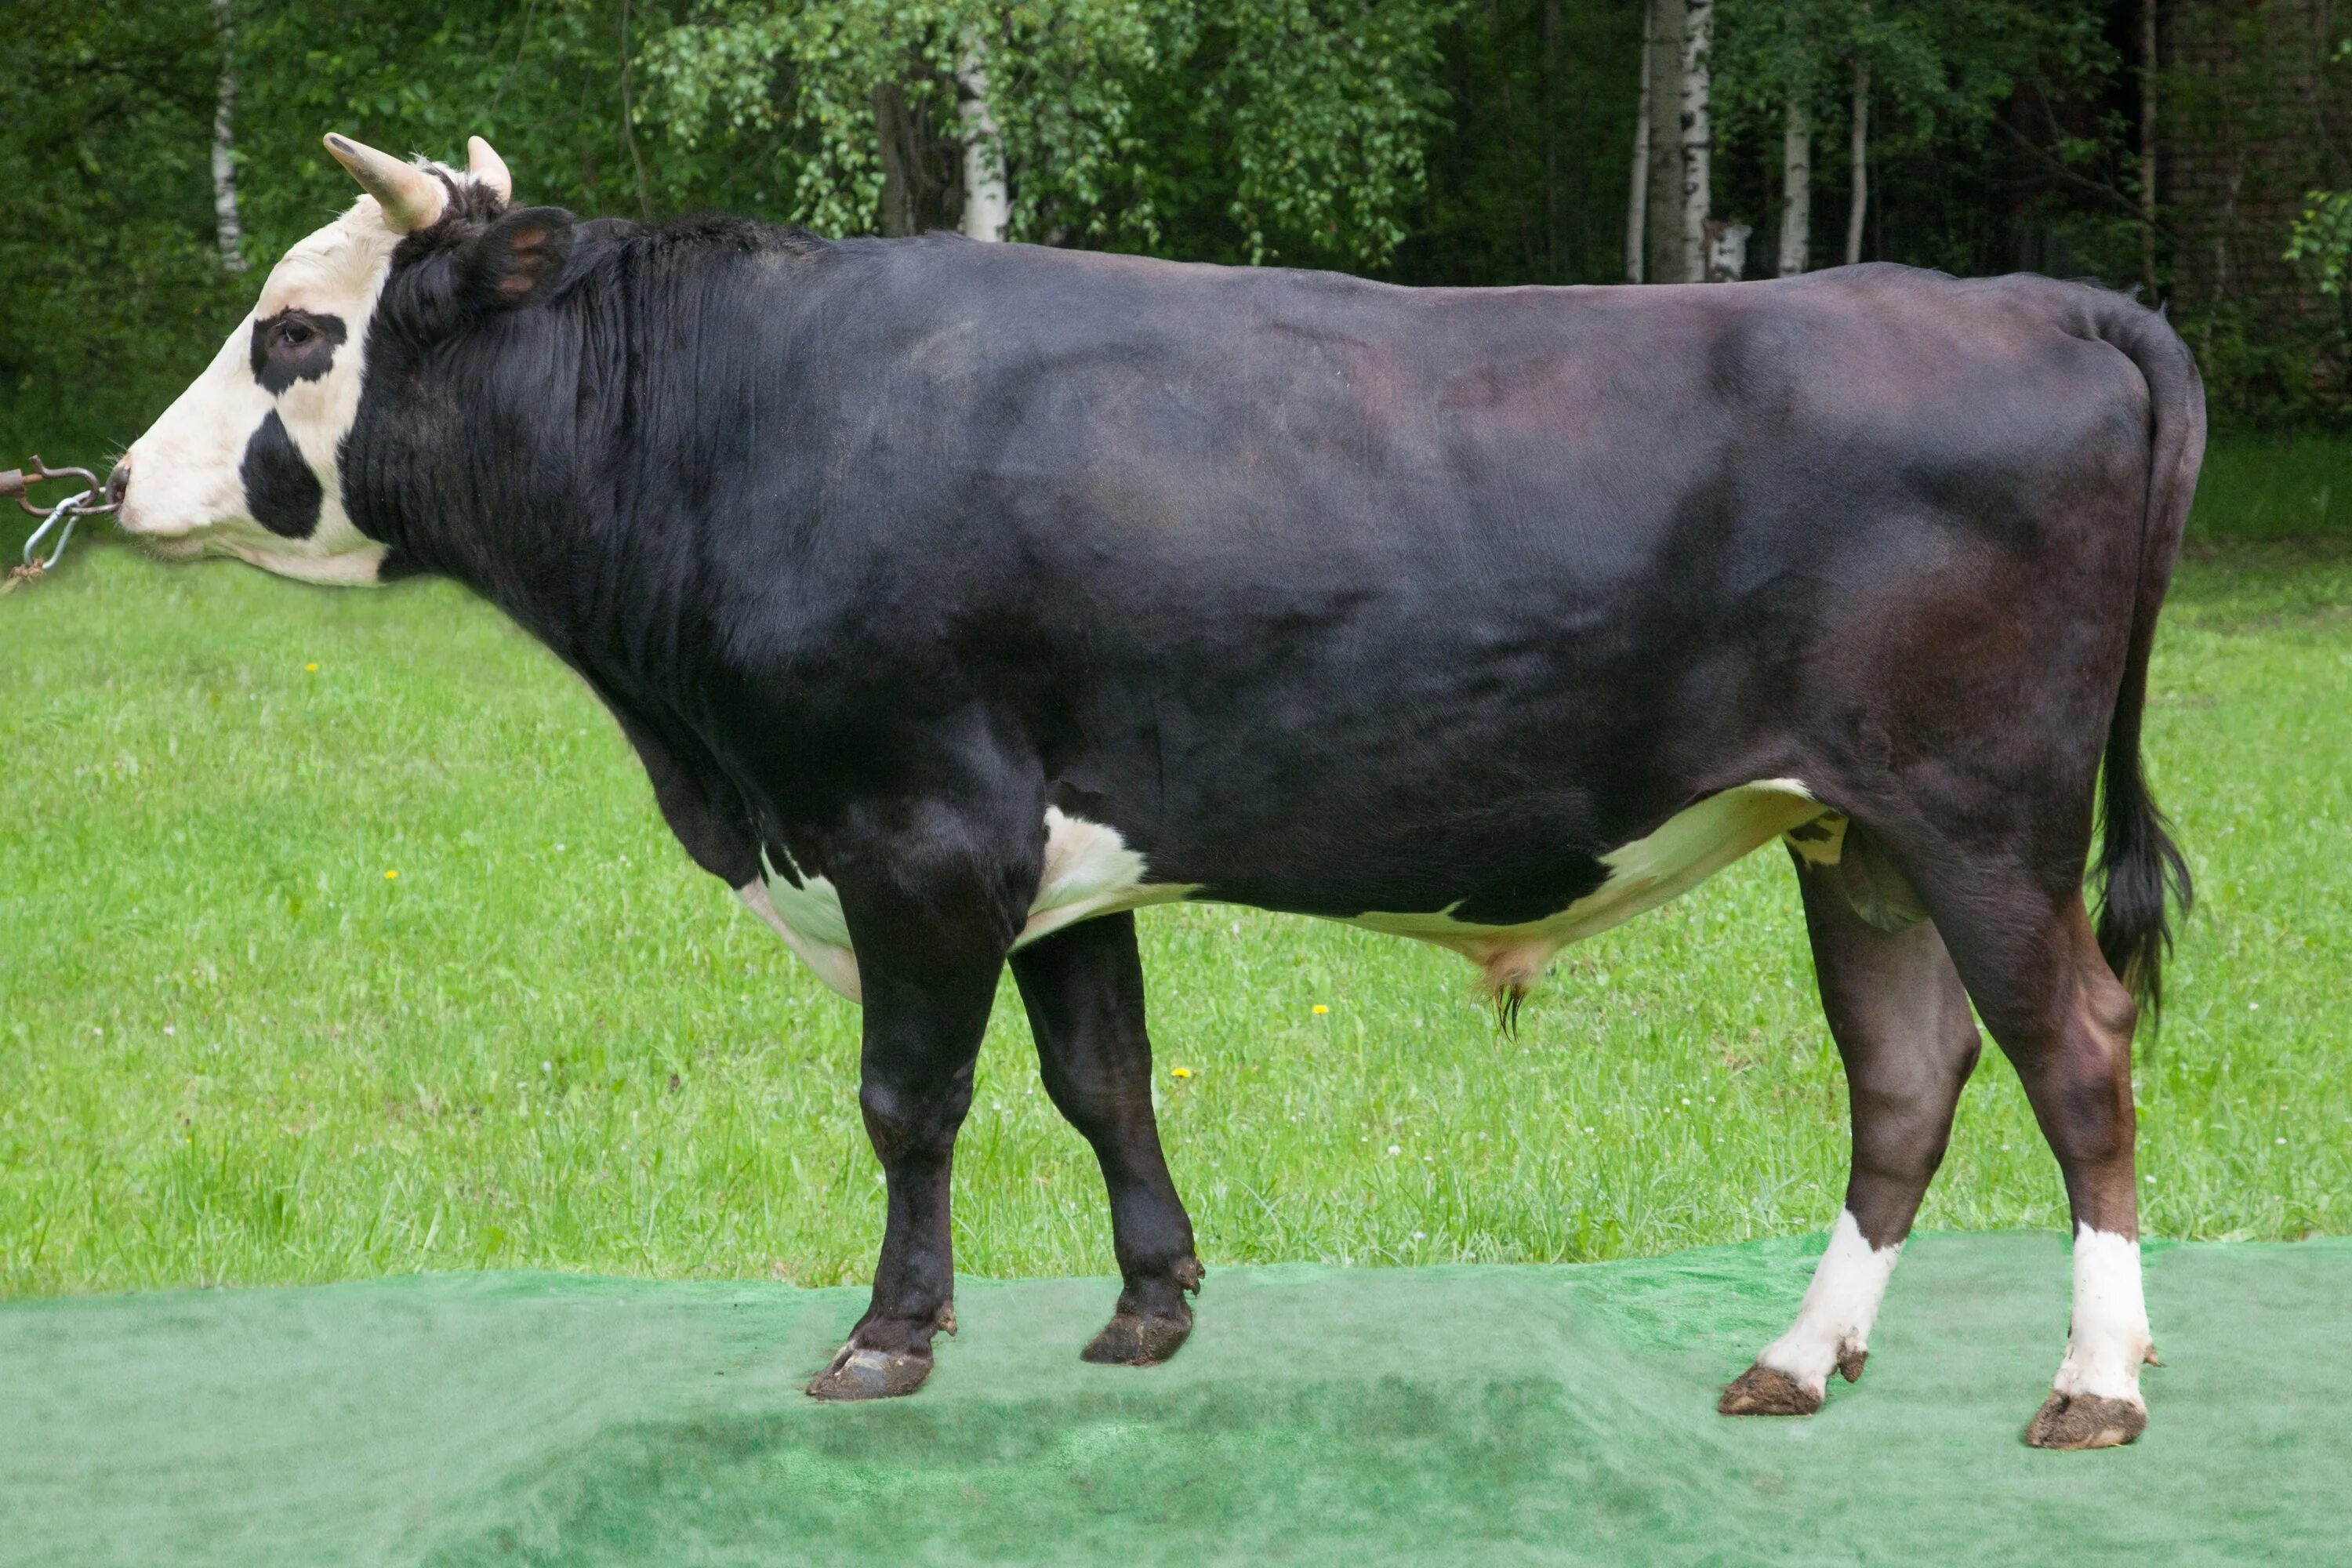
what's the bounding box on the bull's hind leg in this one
[1938,889,2155,1449]
[1011,913,1203,1365]
[1722,838,1982,1417]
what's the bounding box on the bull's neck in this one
[355,322,731,666]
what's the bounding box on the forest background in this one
[0,0,2347,456]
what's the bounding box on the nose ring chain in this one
[2,457,119,593]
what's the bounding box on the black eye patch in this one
[239,410,324,539]
[249,310,347,395]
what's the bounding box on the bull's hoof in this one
[1718,1363,1823,1417]
[2025,1392,2146,1450]
[1837,1345,1868,1383]
[807,1345,933,1401]
[1081,1309,1192,1367]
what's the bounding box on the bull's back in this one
[858,256,2153,848]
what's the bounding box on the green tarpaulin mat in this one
[3,1232,2345,1566]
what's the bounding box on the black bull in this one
[339,201,2200,1412]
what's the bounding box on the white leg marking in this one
[1756,1209,1904,1396]
[2052,1226,2153,1405]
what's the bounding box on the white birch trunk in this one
[210,0,246,273]
[957,45,1009,244]
[1626,31,1651,283]
[1844,56,1870,267]
[1678,0,1714,285]
[1779,89,1810,277]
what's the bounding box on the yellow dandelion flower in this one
[305,662,319,673]
[1170,1065,1192,1080]
[384,869,399,880]
[1312,1004,1330,1015]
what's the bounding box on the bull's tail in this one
[2088,296,2205,1017]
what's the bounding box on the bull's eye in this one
[251,309,347,394]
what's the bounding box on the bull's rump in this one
[749,249,2159,934]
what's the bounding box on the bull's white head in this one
[114,134,515,584]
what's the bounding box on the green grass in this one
[2188,431,2352,538]
[2,512,2349,1301]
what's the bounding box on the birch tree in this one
[1625,24,1650,282]
[1844,52,1869,265]
[1780,90,1810,276]
[209,0,245,272]
[957,42,1008,242]
[1677,0,1715,285]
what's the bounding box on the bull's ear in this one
[456,205,574,312]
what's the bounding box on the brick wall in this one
[2162,0,2350,336]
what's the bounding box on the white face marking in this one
[746,808,1196,1004]
[1755,1208,1904,1396]
[2052,1226,2154,1406]
[120,172,481,586]
[119,198,401,579]
[1342,779,1830,996]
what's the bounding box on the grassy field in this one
[2,473,2349,1300]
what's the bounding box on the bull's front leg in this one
[805,806,1033,1402]
[1011,912,1203,1364]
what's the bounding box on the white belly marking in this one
[1342,779,1828,996]
[743,807,1194,1003]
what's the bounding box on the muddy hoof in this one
[2025,1392,2146,1450]
[1082,1310,1192,1367]
[1837,1345,1868,1384]
[807,1345,933,1401]
[1718,1363,1824,1417]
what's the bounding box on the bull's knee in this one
[858,1074,971,1163]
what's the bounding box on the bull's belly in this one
[737,782,1830,1004]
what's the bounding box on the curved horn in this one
[466,136,513,202]
[322,132,446,233]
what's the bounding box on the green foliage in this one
[0,0,245,441]
[1713,0,2111,154]
[2285,45,2352,302]
[641,0,1452,264]
[2184,296,2350,430]
[1388,0,1638,288]
[643,1,1167,244]
[2287,190,2352,297]
[1709,0,2120,278]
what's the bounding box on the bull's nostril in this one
[106,460,130,508]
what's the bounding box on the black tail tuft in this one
[2094,746,2192,1016]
